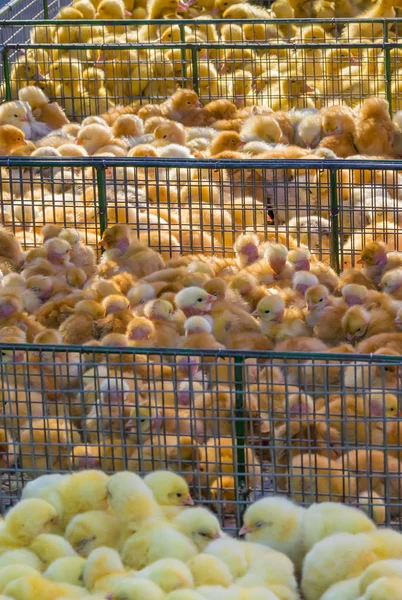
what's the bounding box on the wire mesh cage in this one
[0,345,401,531]
[2,157,402,272]
[1,19,402,113]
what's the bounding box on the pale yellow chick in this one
[144,471,194,519]
[135,558,194,592]
[0,499,59,551]
[64,510,120,556]
[253,295,309,342]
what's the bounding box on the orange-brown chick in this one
[58,299,105,344]
[96,295,133,338]
[0,295,44,342]
[354,97,396,156]
[143,298,182,347]
[209,131,245,156]
[126,316,156,346]
[0,125,27,155]
[182,315,223,351]
[153,122,186,146]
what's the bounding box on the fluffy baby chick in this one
[82,546,126,591]
[173,507,223,551]
[253,295,309,342]
[182,316,223,352]
[106,471,163,532]
[144,471,194,519]
[0,125,27,155]
[187,554,233,587]
[175,287,216,318]
[135,558,194,592]
[58,470,109,528]
[29,534,77,567]
[0,499,59,550]
[64,510,120,556]
[59,300,105,344]
[43,555,86,587]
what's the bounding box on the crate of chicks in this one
[0,468,402,600]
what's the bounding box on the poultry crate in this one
[1,19,402,112]
[1,156,402,272]
[0,344,400,531]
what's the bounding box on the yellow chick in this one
[2,573,68,600]
[58,470,109,528]
[64,510,120,556]
[109,578,166,600]
[82,546,126,591]
[135,558,195,592]
[0,565,39,593]
[143,471,194,519]
[120,523,198,570]
[106,472,163,533]
[29,534,77,567]
[186,554,233,587]
[253,295,309,341]
[172,507,223,551]
[0,549,43,572]
[43,556,86,586]
[0,499,59,550]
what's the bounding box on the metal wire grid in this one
[2,157,402,271]
[0,346,401,530]
[1,19,402,111]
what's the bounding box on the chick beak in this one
[307,301,314,311]
[195,99,203,108]
[98,239,105,247]
[177,1,188,12]
[378,282,384,289]
[182,494,194,506]
[395,317,402,325]
[125,9,132,15]
[251,310,259,317]
[239,524,252,536]
[305,84,315,93]
[76,139,83,146]
[213,532,221,540]
[22,115,30,122]
[207,294,217,302]
[219,64,229,74]
[34,72,46,81]
[345,333,354,342]
[357,258,364,264]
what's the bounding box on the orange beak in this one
[76,139,83,146]
[98,239,105,247]
[357,258,364,264]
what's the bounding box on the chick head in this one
[50,59,82,81]
[184,316,212,335]
[44,237,71,265]
[229,272,257,295]
[239,496,303,547]
[154,122,186,146]
[175,287,216,316]
[100,224,131,253]
[126,317,155,341]
[99,377,130,406]
[144,298,174,321]
[126,404,162,436]
[144,471,194,507]
[83,546,124,590]
[380,268,402,293]
[210,131,245,155]
[59,470,109,517]
[71,300,103,320]
[111,578,165,600]
[96,0,125,19]
[77,124,112,154]
[171,88,202,112]
[254,295,285,323]
[305,284,330,311]
[65,510,120,557]
[43,555,86,585]
[136,558,194,592]
[3,573,61,600]
[341,283,369,306]
[341,305,370,342]
[58,228,80,246]
[129,144,159,157]
[264,243,288,275]
[0,124,26,148]
[359,241,388,267]
[5,498,59,544]
[282,76,310,96]
[174,507,221,550]
[73,0,96,17]
[127,284,155,309]
[187,554,233,587]
[288,247,311,272]
[102,294,130,316]
[321,105,355,136]
[369,393,399,419]
[0,101,29,130]
[256,116,283,144]
[292,271,319,296]
[112,114,144,138]
[0,294,22,318]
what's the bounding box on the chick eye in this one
[355,327,361,332]
[162,134,168,139]
[139,299,145,304]
[199,532,208,537]
[197,298,203,302]
[186,101,192,105]
[264,310,270,314]
[255,521,263,528]
[318,298,324,302]
[176,492,182,497]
